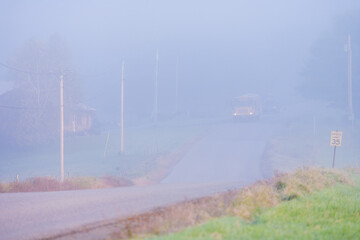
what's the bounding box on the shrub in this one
[229,182,280,220]
[277,168,353,200]
[7,177,61,192]
[0,181,4,193]
[0,175,134,193]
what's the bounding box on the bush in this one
[0,181,4,193]
[7,177,61,192]
[229,182,280,220]
[0,175,134,193]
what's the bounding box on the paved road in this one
[0,119,279,240]
[0,182,244,240]
[162,119,278,184]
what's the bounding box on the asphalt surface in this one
[0,119,278,240]
[0,182,246,240]
[162,119,277,184]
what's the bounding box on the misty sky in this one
[0,1,359,120]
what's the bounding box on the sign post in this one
[330,131,342,168]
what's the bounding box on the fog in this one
[0,1,357,119]
[0,1,359,182]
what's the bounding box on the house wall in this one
[64,112,93,133]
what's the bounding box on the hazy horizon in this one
[0,1,359,122]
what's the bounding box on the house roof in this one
[0,81,13,95]
[75,103,96,112]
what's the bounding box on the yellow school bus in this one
[232,94,261,119]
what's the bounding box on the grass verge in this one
[0,175,133,193]
[0,119,207,183]
[260,121,360,174]
[105,168,355,239]
[153,170,360,240]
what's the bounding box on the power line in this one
[0,62,58,76]
[0,61,117,78]
[0,102,95,111]
[0,104,57,110]
[0,61,124,109]
[0,104,29,110]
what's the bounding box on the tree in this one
[0,35,80,148]
[298,12,359,116]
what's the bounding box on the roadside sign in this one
[330,131,342,147]
[330,130,342,168]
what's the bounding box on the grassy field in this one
[261,118,360,176]
[0,117,209,191]
[0,118,209,183]
[140,169,359,240]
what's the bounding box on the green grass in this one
[148,173,360,240]
[105,168,354,239]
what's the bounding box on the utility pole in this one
[104,130,110,157]
[347,34,354,127]
[175,58,179,114]
[60,74,64,182]
[121,61,125,154]
[153,49,159,123]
